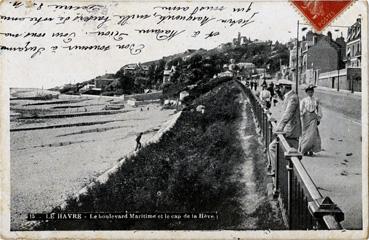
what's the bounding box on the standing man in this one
[268,80,302,172]
[135,132,143,151]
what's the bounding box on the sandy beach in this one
[10,89,175,230]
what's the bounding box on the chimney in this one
[327,31,332,41]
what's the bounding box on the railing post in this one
[268,121,273,145]
[265,115,268,147]
[285,151,302,229]
[286,157,293,228]
[308,197,344,229]
[261,112,265,138]
[273,137,280,197]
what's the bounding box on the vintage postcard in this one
[0,0,368,239]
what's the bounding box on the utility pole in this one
[295,20,299,95]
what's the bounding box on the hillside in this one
[56,40,289,97]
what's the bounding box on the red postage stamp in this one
[291,0,354,31]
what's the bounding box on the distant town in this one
[45,17,360,105]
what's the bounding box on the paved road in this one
[301,106,362,229]
[268,93,362,229]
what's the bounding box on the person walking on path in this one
[260,83,272,109]
[135,132,143,151]
[299,83,322,156]
[268,80,302,172]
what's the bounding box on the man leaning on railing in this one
[268,80,302,175]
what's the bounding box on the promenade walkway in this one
[267,88,362,229]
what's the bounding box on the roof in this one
[347,19,361,42]
[96,73,115,79]
[123,64,138,69]
[95,78,117,81]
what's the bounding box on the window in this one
[352,45,355,57]
[358,42,361,55]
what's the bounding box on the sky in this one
[0,0,365,88]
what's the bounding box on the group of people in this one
[251,80,323,174]
[249,79,258,91]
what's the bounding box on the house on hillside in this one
[137,63,150,75]
[120,63,150,76]
[163,65,177,83]
[141,65,150,75]
[217,70,233,78]
[237,62,255,72]
[94,74,119,90]
[78,83,95,93]
[179,90,189,101]
[121,64,138,75]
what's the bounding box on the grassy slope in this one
[36,81,256,230]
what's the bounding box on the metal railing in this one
[238,81,344,230]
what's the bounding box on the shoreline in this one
[10,89,175,230]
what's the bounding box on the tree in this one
[117,73,135,94]
[154,59,166,86]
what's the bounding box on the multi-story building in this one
[346,18,361,68]
[299,31,345,85]
[288,19,361,92]
[315,18,362,92]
